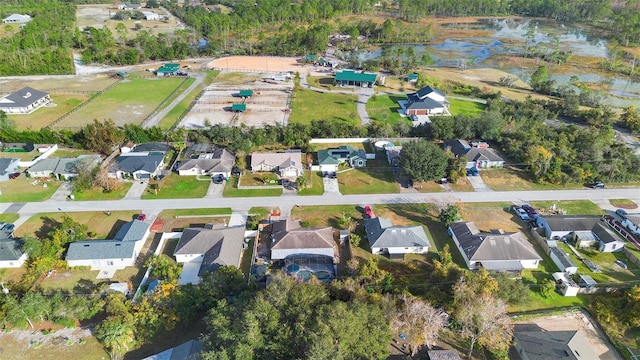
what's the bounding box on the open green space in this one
[72,183,132,201]
[158,82,203,129]
[481,166,585,191]
[337,160,399,194]
[239,172,280,186]
[530,200,604,216]
[0,213,19,223]
[55,76,185,128]
[610,199,638,209]
[0,150,39,161]
[141,174,209,199]
[288,88,359,126]
[448,97,486,116]
[0,330,108,360]
[0,178,61,202]
[9,94,87,130]
[50,147,98,158]
[297,171,324,195]
[223,176,282,197]
[366,94,406,125]
[15,210,140,240]
[558,243,639,283]
[306,75,335,90]
[159,208,232,218]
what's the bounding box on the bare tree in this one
[453,280,513,358]
[391,293,449,356]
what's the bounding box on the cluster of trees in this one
[591,286,640,343]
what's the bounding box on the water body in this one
[357,18,639,107]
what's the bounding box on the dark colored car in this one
[137,213,147,221]
[213,174,225,184]
[466,168,479,176]
[8,173,20,179]
[521,205,539,217]
[2,224,15,231]
[231,166,241,176]
[615,209,628,218]
[589,182,605,189]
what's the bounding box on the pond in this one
[356,17,639,107]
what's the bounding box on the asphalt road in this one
[5,188,639,215]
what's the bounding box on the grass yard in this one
[141,175,209,199]
[306,75,336,90]
[366,94,407,125]
[212,72,262,85]
[459,204,524,233]
[72,183,132,201]
[481,166,585,191]
[448,98,486,116]
[288,88,359,126]
[50,147,98,158]
[297,171,324,195]
[239,172,280,186]
[9,94,88,130]
[0,150,39,161]
[530,200,604,216]
[158,82,204,129]
[159,208,232,217]
[0,178,61,202]
[449,177,475,192]
[223,176,282,197]
[14,211,140,240]
[55,76,185,128]
[412,180,445,193]
[309,141,368,151]
[610,199,638,209]
[0,213,19,223]
[558,244,639,283]
[0,329,108,360]
[240,237,255,276]
[338,168,399,194]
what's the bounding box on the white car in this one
[512,206,530,220]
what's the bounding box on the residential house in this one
[403,86,449,116]
[535,216,624,252]
[142,340,203,360]
[173,225,245,285]
[621,214,640,237]
[448,221,541,271]
[27,155,101,180]
[427,350,462,360]
[66,220,151,270]
[549,246,578,274]
[334,70,377,87]
[142,11,160,21]
[25,158,58,178]
[443,140,504,169]
[177,147,235,177]
[0,87,51,114]
[552,272,579,297]
[2,14,31,24]
[0,158,19,181]
[364,217,431,258]
[109,152,166,180]
[592,222,626,252]
[512,324,600,360]
[317,146,367,172]
[117,2,141,10]
[270,219,336,261]
[0,224,27,268]
[250,151,303,179]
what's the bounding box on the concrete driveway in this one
[205,181,225,198]
[124,180,149,199]
[467,175,492,192]
[49,182,73,201]
[323,177,341,195]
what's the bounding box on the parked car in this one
[231,166,241,176]
[8,173,20,179]
[137,213,146,221]
[521,205,539,217]
[364,205,375,219]
[615,209,628,218]
[466,168,479,176]
[512,206,530,221]
[615,260,628,270]
[589,182,605,189]
[213,174,225,184]
[2,224,15,231]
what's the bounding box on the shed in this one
[407,73,419,82]
[578,275,597,288]
[231,104,246,112]
[239,89,253,98]
[549,246,578,274]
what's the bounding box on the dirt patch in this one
[0,326,108,360]
[459,206,522,233]
[207,56,316,74]
[512,312,623,360]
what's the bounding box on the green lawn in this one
[0,178,62,202]
[530,200,604,216]
[0,213,19,223]
[159,208,232,217]
[288,88,359,126]
[297,171,324,196]
[557,244,639,283]
[240,237,254,276]
[56,76,185,128]
[448,98,486,116]
[338,167,399,195]
[9,94,88,130]
[240,172,280,186]
[14,211,140,240]
[72,183,132,201]
[50,147,98,158]
[158,82,203,129]
[366,94,407,125]
[223,177,282,197]
[306,76,335,90]
[481,166,585,191]
[610,199,638,209]
[0,150,39,161]
[141,175,209,199]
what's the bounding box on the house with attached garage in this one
[443,139,504,169]
[448,221,541,271]
[173,224,245,285]
[0,224,27,268]
[0,158,19,181]
[403,86,449,116]
[317,146,367,172]
[0,87,51,114]
[270,219,336,261]
[250,151,303,179]
[177,146,235,177]
[535,216,625,252]
[364,217,431,258]
[108,152,166,180]
[27,155,101,180]
[66,220,151,271]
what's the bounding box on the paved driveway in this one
[49,182,73,201]
[124,180,149,199]
[467,175,492,192]
[323,177,341,195]
[205,181,224,198]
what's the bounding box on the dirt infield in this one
[207,56,316,74]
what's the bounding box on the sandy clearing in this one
[207,56,318,74]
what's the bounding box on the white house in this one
[0,225,27,268]
[0,87,51,114]
[270,219,336,261]
[549,246,578,274]
[593,223,626,252]
[177,148,235,177]
[443,140,504,169]
[250,151,303,179]
[552,272,579,297]
[403,86,449,116]
[364,217,430,258]
[108,152,166,180]
[142,11,160,21]
[173,225,245,285]
[2,14,31,24]
[449,222,541,271]
[66,220,151,271]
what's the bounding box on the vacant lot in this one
[481,166,585,191]
[0,178,61,202]
[0,327,108,360]
[141,175,210,199]
[55,76,185,128]
[158,208,232,232]
[448,98,486,116]
[289,88,359,126]
[76,4,183,38]
[338,167,399,194]
[298,171,324,195]
[366,94,406,125]
[15,211,140,239]
[72,183,132,201]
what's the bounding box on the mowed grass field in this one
[289,88,359,126]
[366,94,406,125]
[9,95,88,130]
[14,211,140,239]
[54,76,186,128]
[0,178,61,202]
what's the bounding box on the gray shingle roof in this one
[406,94,445,110]
[174,225,245,275]
[513,326,599,360]
[0,87,48,109]
[114,220,150,242]
[443,139,471,157]
[110,153,165,173]
[0,158,19,176]
[27,158,59,173]
[0,239,24,261]
[271,219,335,251]
[178,148,235,173]
[250,151,303,172]
[364,217,431,248]
[66,240,137,260]
[415,86,445,99]
[540,216,602,233]
[550,247,576,268]
[132,142,171,153]
[426,350,463,360]
[450,221,541,262]
[466,147,504,162]
[592,223,623,244]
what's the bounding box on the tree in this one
[539,278,556,298]
[115,22,128,46]
[95,317,136,360]
[296,175,308,189]
[438,204,460,227]
[79,119,124,154]
[399,140,448,182]
[530,65,548,91]
[453,279,513,358]
[391,293,448,355]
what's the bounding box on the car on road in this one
[136,213,146,221]
[213,174,225,184]
[521,205,539,218]
[615,209,628,218]
[512,206,530,220]
[589,182,605,189]
[615,260,628,270]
